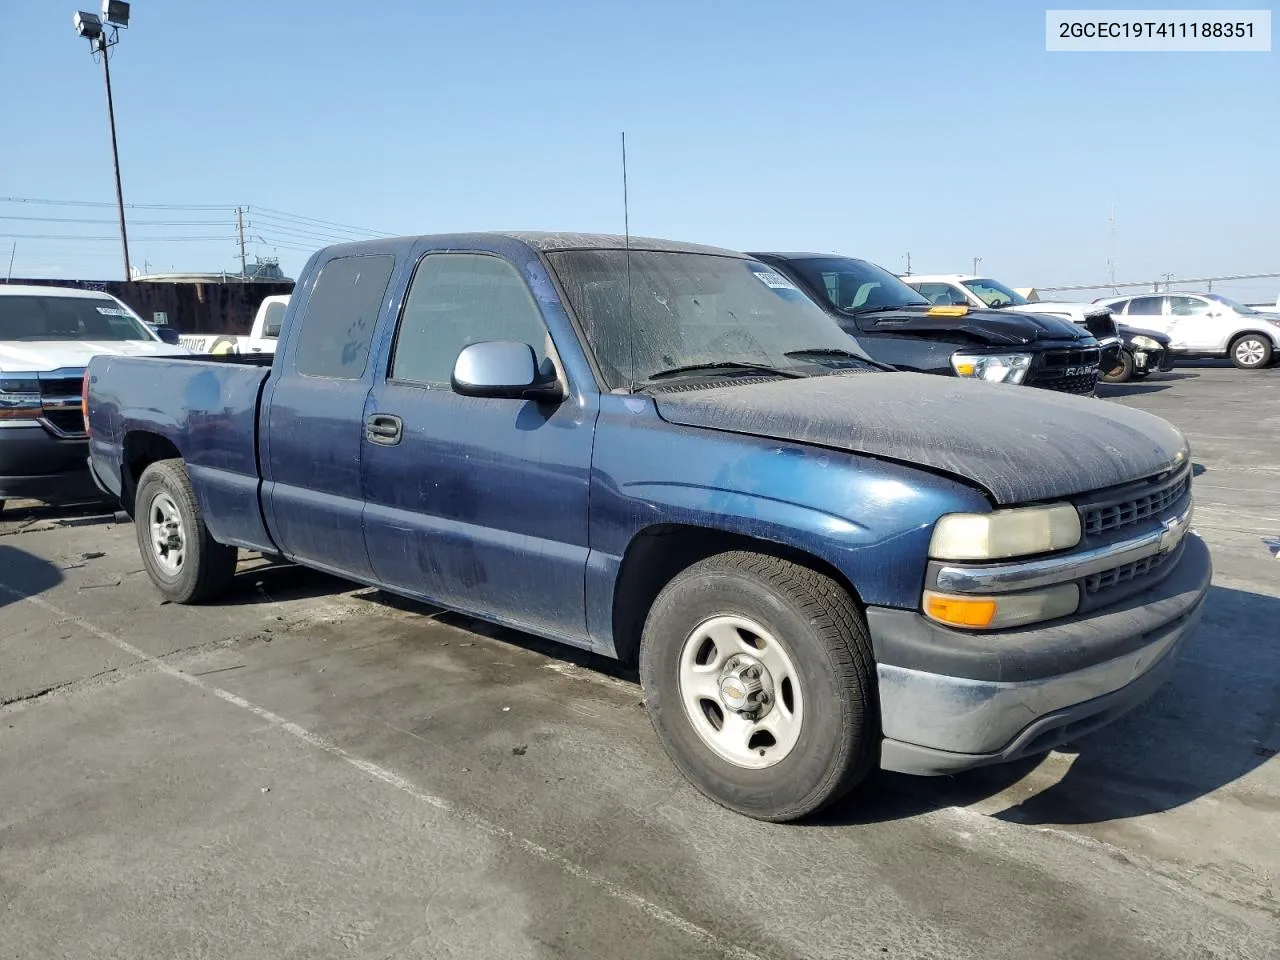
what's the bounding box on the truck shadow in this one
[816,583,1280,827]
[218,555,356,606]
[0,545,65,607]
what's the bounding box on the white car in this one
[0,284,189,511]
[902,274,1123,360]
[1096,292,1280,370]
[179,294,288,356]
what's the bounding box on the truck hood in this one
[0,339,189,372]
[851,305,1091,346]
[653,372,1187,505]
[1004,301,1111,319]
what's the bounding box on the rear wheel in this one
[1230,334,1272,370]
[639,551,877,822]
[1101,350,1135,383]
[134,459,238,603]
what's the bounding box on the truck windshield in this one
[781,257,930,314]
[962,278,1029,307]
[0,295,153,342]
[546,250,874,390]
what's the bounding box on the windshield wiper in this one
[784,347,893,372]
[645,361,804,383]
[784,347,874,364]
[847,304,924,315]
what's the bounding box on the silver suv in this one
[1097,292,1280,370]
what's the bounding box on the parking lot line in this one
[0,582,772,960]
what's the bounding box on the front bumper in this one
[868,533,1211,775]
[0,423,101,503]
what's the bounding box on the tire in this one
[1229,334,1273,370]
[134,459,238,603]
[1101,350,1135,384]
[639,551,877,822]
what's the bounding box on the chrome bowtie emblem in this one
[1158,511,1191,554]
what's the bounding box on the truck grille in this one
[41,409,88,437]
[1085,550,1173,594]
[1081,467,1191,536]
[1028,346,1100,394]
[39,376,84,398]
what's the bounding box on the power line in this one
[250,205,393,237]
[1,197,393,237]
[246,211,365,237]
[0,196,234,211]
[246,219,362,244]
[1,214,233,227]
[0,232,238,242]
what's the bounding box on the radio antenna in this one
[622,131,638,393]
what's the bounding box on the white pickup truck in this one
[179,294,288,356]
[0,284,189,511]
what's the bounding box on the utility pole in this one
[972,256,982,275]
[6,242,14,282]
[236,206,248,277]
[74,6,133,281]
[101,41,130,279]
[1161,272,1175,292]
[904,251,911,276]
[1107,202,1117,291]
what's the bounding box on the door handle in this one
[365,414,403,445]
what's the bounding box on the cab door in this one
[1167,295,1227,351]
[260,253,397,579]
[358,243,596,644]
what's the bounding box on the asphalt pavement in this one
[1,363,1276,959]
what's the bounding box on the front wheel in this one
[1230,334,1273,370]
[1101,350,1135,384]
[135,459,238,603]
[639,552,877,822]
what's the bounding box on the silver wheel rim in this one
[148,492,186,575]
[1235,339,1265,366]
[677,614,803,769]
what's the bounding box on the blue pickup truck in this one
[85,232,1211,821]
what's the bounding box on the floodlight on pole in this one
[73,5,131,280]
[102,1,130,26]
[73,11,103,39]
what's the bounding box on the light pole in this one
[971,256,982,276]
[73,3,132,281]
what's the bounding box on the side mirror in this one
[155,326,181,345]
[451,341,564,401]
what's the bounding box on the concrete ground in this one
[1,364,1276,960]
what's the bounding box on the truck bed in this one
[86,354,276,552]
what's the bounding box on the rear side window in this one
[294,255,395,379]
[390,253,550,385]
[261,300,287,339]
[1126,296,1164,317]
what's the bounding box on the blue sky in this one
[1,0,1276,300]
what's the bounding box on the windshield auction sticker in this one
[749,268,801,291]
[1046,9,1271,50]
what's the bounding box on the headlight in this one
[1130,335,1162,350]
[924,584,1080,629]
[950,352,1032,384]
[929,503,1081,560]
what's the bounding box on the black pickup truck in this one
[752,253,1102,395]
